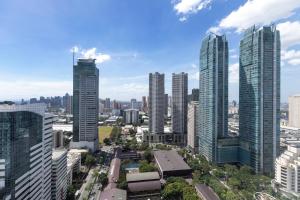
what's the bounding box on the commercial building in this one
[289,95,300,128]
[0,103,54,200]
[124,109,139,125]
[164,94,168,117]
[126,172,161,193]
[275,143,300,198]
[130,98,138,110]
[172,72,188,145]
[149,72,165,140]
[63,93,72,114]
[53,130,64,148]
[142,96,148,113]
[199,33,228,163]
[239,25,280,174]
[153,150,192,178]
[52,149,68,200]
[188,101,199,154]
[189,88,199,102]
[72,58,99,152]
[66,151,81,186]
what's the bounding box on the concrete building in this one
[275,144,300,198]
[188,101,199,154]
[53,130,64,148]
[142,96,148,113]
[172,72,188,145]
[72,58,99,152]
[189,88,199,102]
[63,93,72,114]
[289,95,300,128]
[126,172,161,193]
[239,25,280,174]
[149,72,165,140]
[124,109,139,125]
[153,150,192,178]
[130,98,138,110]
[199,34,228,163]
[0,103,55,200]
[104,98,111,109]
[52,149,68,200]
[66,151,81,186]
[164,94,168,117]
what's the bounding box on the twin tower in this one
[199,25,281,175]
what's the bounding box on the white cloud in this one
[70,45,79,53]
[277,21,300,49]
[282,49,300,66]
[207,26,221,34]
[189,71,199,80]
[81,48,111,64]
[173,0,212,20]
[229,63,239,83]
[191,63,197,69]
[216,0,300,32]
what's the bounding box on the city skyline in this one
[0,0,300,102]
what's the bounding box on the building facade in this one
[289,95,300,128]
[72,58,99,152]
[63,93,72,114]
[0,103,54,200]
[239,25,280,174]
[124,109,139,125]
[52,149,67,200]
[187,101,199,154]
[149,72,165,138]
[275,144,300,198]
[172,73,188,145]
[198,34,228,163]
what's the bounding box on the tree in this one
[143,149,153,162]
[139,160,157,172]
[85,154,96,169]
[66,185,76,200]
[103,138,111,145]
[162,182,183,200]
[98,173,108,189]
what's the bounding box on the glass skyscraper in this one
[239,26,280,174]
[72,58,99,152]
[0,103,54,200]
[199,34,228,163]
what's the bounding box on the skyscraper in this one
[191,88,199,102]
[239,25,280,174]
[199,34,228,163]
[149,72,165,141]
[164,94,168,117]
[288,95,300,128]
[188,101,199,154]
[72,58,99,152]
[142,96,148,113]
[63,93,73,114]
[0,103,55,200]
[172,72,188,145]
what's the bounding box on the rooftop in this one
[99,188,127,200]
[195,184,220,200]
[153,150,191,172]
[126,172,160,182]
[52,148,67,161]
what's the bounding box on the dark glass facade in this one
[0,111,43,199]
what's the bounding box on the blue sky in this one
[0,0,300,102]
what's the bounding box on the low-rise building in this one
[275,143,300,198]
[153,150,192,178]
[126,172,161,193]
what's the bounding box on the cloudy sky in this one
[0,0,299,102]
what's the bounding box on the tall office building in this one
[52,149,67,200]
[142,96,148,113]
[104,98,111,109]
[289,95,300,128]
[190,88,199,102]
[164,94,168,117]
[172,73,188,145]
[0,103,55,200]
[72,59,99,152]
[63,93,73,114]
[130,99,138,109]
[188,101,199,153]
[239,25,280,174]
[149,73,165,137]
[199,34,228,163]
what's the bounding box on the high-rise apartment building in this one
[164,94,168,117]
[289,95,300,128]
[131,99,138,109]
[142,96,148,113]
[0,103,55,200]
[72,58,99,152]
[172,73,188,145]
[52,149,68,200]
[124,109,139,125]
[239,25,280,174]
[188,101,199,153]
[104,98,111,109]
[199,34,228,163]
[149,72,165,139]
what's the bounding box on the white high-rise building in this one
[149,72,165,138]
[52,149,68,200]
[124,109,139,125]
[275,143,300,198]
[0,103,54,200]
[187,101,199,153]
[289,95,300,128]
[172,72,188,145]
